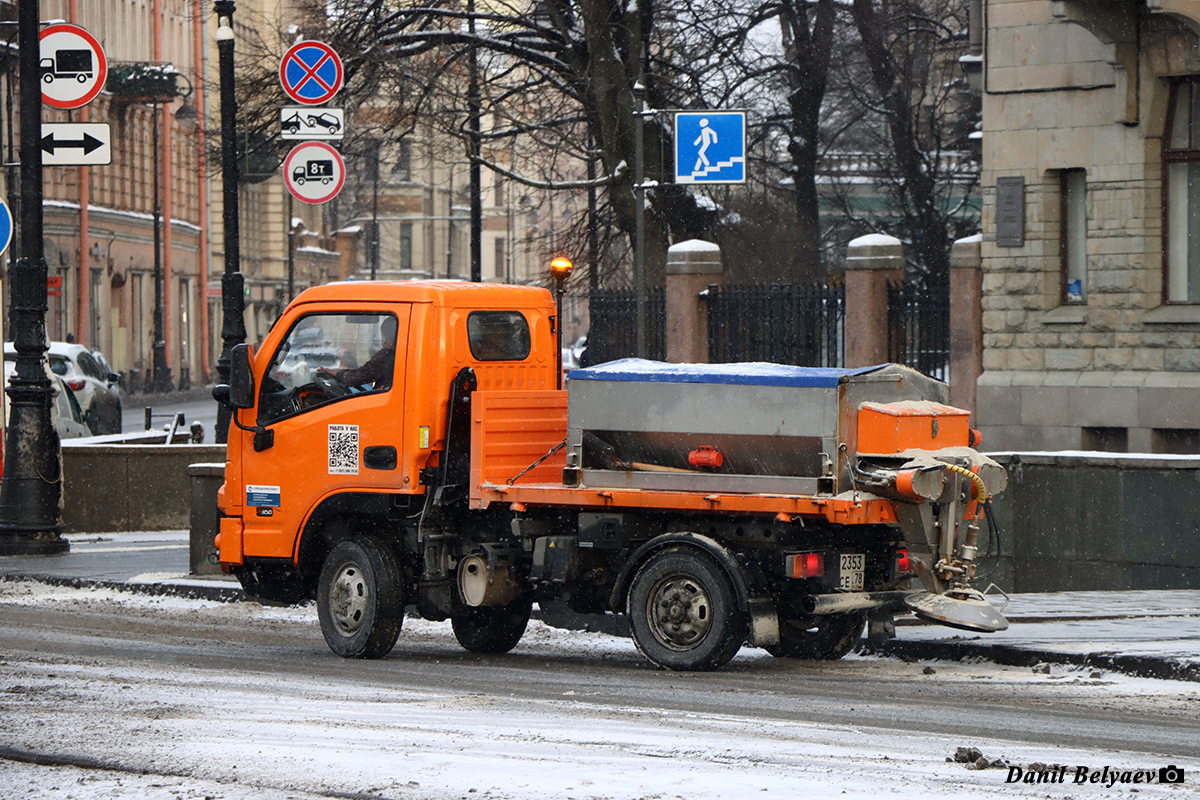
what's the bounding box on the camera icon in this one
[1160,765,1185,784]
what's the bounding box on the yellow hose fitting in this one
[944,464,987,504]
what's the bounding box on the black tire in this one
[98,401,122,435]
[317,537,404,659]
[627,547,747,671]
[83,406,102,436]
[451,599,532,654]
[766,611,866,660]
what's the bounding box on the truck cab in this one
[217,281,556,602]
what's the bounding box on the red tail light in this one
[896,549,914,576]
[66,378,85,391]
[786,552,824,579]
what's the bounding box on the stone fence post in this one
[844,234,904,367]
[666,240,722,364]
[949,235,983,413]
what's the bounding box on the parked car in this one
[2,342,123,435]
[2,360,92,440]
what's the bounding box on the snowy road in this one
[1,581,1198,799]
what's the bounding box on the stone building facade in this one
[976,0,1200,452]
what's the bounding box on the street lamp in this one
[214,1,247,444]
[550,255,573,390]
[0,0,66,554]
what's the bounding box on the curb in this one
[864,638,1200,683]
[1,573,246,604]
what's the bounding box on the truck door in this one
[238,306,411,560]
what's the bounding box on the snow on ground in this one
[2,581,1199,799]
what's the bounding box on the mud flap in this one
[746,596,780,648]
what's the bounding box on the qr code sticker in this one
[328,424,359,475]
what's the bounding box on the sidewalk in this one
[1,531,1198,681]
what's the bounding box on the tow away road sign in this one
[40,24,107,110]
[280,41,344,106]
[284,141,345,204]
[281,106,344,140]
[41,123,111,166]
[0,199,12,258]
[674,111,746,184]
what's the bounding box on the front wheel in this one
[317,537,404,658]
[627,547,747,671]
[766,611,866,660]
[451,600,532,654]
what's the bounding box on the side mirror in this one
[229,343,256,409]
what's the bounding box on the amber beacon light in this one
[550,256,573,388]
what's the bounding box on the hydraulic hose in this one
[974,499,1003,581]
[944,463,986,504]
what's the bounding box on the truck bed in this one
[468,389,897,525]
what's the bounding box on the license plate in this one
[839,553,865,590]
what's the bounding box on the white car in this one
[4,342,123,435]
[2,361,92,440]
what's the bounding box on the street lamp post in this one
[150,98,173,392]
[214,0,246,444]
[0,0,67,555]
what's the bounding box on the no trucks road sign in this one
[284,141,345,204]
[280,41,344,106]
[40,24,107,110]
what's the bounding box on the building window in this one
[392,140,411,181]
[400,222,413,272]
[1060,169,1087,304]
[494,237,507,281]
[1165,80,1200,303]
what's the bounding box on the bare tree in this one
[842,0,979,280]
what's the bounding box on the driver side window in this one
[258,311,397,424]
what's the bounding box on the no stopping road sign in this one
[280,41,343,106]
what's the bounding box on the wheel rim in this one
[645,573,713,651]
[327,559,370,637]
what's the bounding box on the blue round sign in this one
[0,199,12,258]
[279,41,343,106]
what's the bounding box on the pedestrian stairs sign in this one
[674,111,745,184]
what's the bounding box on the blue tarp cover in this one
[568,359,885,388]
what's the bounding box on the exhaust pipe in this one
[802,590,916,616]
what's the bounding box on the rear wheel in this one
[627,548,746,671]
[451,600,532,654]
[317,537,404,658]
[766,611,866,660]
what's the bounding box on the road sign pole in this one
[633,77,646,360]
[0,0,66,554]
[214,1,246,445]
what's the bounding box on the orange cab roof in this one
[289,280,554,307]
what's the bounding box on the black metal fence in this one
[586,288,666,363]
[704,283,845,367]
[887,279,950,381]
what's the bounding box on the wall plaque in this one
[996,176,1025,247]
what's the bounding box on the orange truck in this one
[213,280,1009,671]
